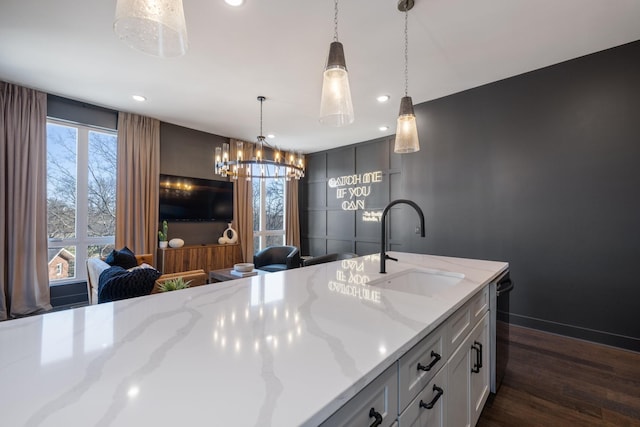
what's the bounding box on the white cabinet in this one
[398,322,446,410]
[398,363,447,427]
[320,363,398,427]
[322,284,495,427]
[469,313,490,426]
[447,312,490,427]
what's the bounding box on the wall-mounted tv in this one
[159,174,233,222]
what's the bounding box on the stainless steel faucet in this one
[380,199,426,273]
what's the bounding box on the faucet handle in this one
[385,254,398,262]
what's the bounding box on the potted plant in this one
[157,277,192,292]
[158,220,169,249]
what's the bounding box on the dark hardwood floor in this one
[478,325,640,427]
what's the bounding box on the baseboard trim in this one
[509,313,640,353]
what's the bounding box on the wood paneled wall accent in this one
[301,40,640,351]
[301,136,403,257]
[159,122,232,246]
[157,244,242,274]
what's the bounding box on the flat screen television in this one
[159,174,233,222]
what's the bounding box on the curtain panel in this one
[0,82,51,320]
[115,113,160,259]
[231,139,254,262]
[285,179,300,249]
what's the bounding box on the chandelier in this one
[215,96,305,180]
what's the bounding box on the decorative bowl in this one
[234,263,254,272]
[169,238,185,248]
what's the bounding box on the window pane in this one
[252,178,260,232]
[266,234,284,248]
[87,131,117,237]
[48,245,76,282]
[265,178,284,231]
[47,123,77,240]
[88,244,115,260]
[253,236,260,254]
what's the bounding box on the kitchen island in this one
[0,252,507,426]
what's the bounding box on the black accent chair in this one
[253,246,301,272]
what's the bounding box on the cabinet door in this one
[447,312,490,427]
[320,364,398,427]
[469,313,490,427]
[398,365,447,427]
[447,332,471,427]
[398,323,446,411]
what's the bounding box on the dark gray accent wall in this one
[301,40,640,351]
[301,136,410,257]
[159,122,231,245]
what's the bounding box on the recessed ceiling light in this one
[377,95,390,103]
[225,0,244,6]
[132,95,146,102]
[267,134,275,139]
[379,126,389,132]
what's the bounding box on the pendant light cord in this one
[333,0,339,42]
[260,97,263,137]
[404,10,409,97]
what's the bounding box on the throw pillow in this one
[98,265,161,303]
[105,246,137,269]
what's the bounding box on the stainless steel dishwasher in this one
[490,270,514,393]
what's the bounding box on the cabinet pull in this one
[368,407,383,427]
[471,341,483,373]
[419,385,444,410]
[417,351,442,372]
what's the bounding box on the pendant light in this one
[215,97,305,180]
[114,0,188,58]
[394,0,420,153]
[319,0,354,127]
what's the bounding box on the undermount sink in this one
[369,268,465,297]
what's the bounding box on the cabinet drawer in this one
[446,286,488,355]
[398,324,446,411]
[470,286,489,325]
[320,363,398,427]
[398,364,447,427]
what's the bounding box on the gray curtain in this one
[115,113,160,260]
[0,82,51,320]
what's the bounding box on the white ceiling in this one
[1,0,639,154]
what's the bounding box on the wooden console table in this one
[157,243,243,274]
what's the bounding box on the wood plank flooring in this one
[477,325,640,427]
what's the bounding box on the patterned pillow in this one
[98,266,161,303]
[104,246,137,269]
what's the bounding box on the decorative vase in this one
[159,240,168,249]
[222,223,238,244]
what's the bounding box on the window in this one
[252,167,285,253]
[46,119,117,284]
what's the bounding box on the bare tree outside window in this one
[252,166,285,253]
[46,120,117,283]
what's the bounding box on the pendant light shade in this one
[320,41,355,126]
[114,0,188,58]
[320,0,354,127]
[394,0,420,153]
[395,96,420,153]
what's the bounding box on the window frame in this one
[252,176,286,253]
[46,118,116,286]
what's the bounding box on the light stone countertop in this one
[0,252,507,426]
